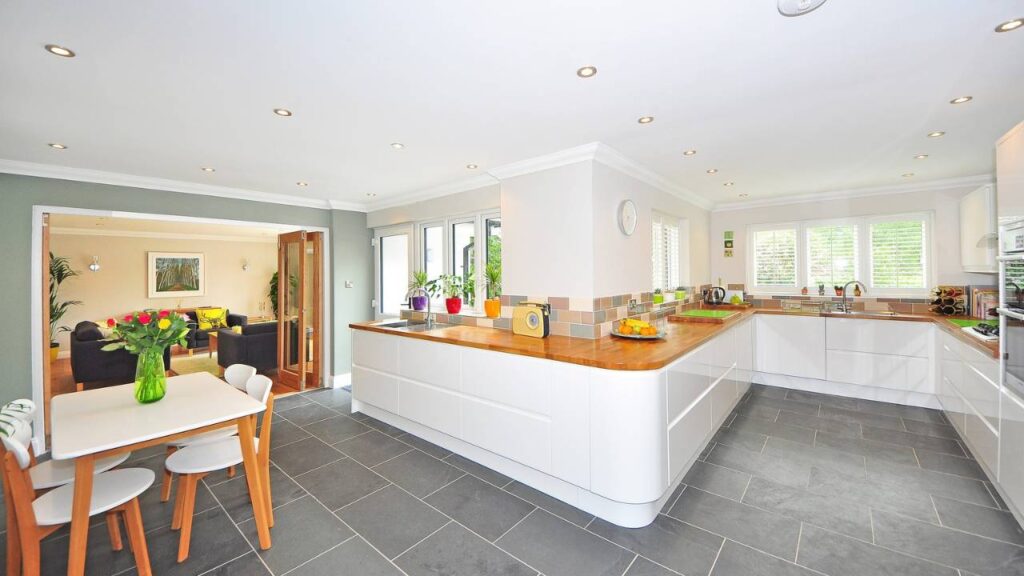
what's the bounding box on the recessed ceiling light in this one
[723,182,735,187]
[683,149,697,156]
[706,168,718,174]
[47,142,67,150]
[576,66,597,78]
[200,166,215,172]
[637,116,654,125]
[273,108,293,117]
[902,173,915,178]
[44,44,75,58]
[466,164,478,170]
[296,181,309,187]
[949,96,973,105]
[995,18,1023,32]
[739,193,749,198]
[390,142,405,150]
[927,131,945,138]
[914,154,929,160]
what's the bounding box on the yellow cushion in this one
[195,308,228,329]
[232,325,243,334]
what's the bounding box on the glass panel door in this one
[378,233,410,317]
[278,230,322,390]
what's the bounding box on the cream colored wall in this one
[709,183,998,292]
[50,233,277,351]
[366,184,501,228]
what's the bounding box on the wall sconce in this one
[88,256,101,272]
[241,259,249,272]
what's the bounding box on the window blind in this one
[870,219,927,289]
[652,215,680,292]
[753,228,797,287]
[806,224,858,287]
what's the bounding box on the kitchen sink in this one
[373,320,450,332]
[827,310,898,318]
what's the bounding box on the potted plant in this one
[268,272,298,317]
[408,270,431,311]
[49,252,81,362]
[484,263,502,319]
[674,286,687,301]
[834,285,844,296]
[102,310,190,404]
[430,274,465,314]
[652,288,665,305]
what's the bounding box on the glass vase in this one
[134,346,167,404]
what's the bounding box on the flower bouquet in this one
[102,310,190,403]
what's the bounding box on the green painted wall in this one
[0,173,372,402]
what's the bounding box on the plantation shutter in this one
[753,228,797,287]
[870,219,927,289]
[652,214,680,292]
[806,224,858,288]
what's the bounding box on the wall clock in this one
[618,199,638,236]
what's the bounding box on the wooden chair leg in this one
[6,507,21,576]
[105,512,123,551]
[262,463,274,528]
[177,475,198,563]
[75,382,84,392]
[20,536,40,576]
[171,474,187,531]
[123,499,152,576]
[160,446,177,503]
[226,465,236,478]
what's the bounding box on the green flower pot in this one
[675,290,687,301]
[653,294,665,304]
[134,346,167,404]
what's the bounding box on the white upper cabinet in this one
[960,184,997,273]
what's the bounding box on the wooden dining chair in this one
[164,374,274,562]
[1,420,155,576]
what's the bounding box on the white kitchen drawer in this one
[939,376,967,436]
[965,407,999,477]
[960,342,1000,390]
[709,331,737,384]
[956,363,1001,431]
[398,338,460,391]
[826,350,930,393]
[668,392,712,482]
[398,378,461,438]
[755,315,827,380]
[462,396,551,473]
[667,344,710,420]
[352,330,399,374]
[826,318,931,358]
[709,370,738,428]
[999,389,1024,514]
[352,366,400,413]
[940,333,965,392]
[462,347,550,415]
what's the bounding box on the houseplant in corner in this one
[102,310,189,404]
[49,252,81,362]
[430,274,465,314]
[484,263,502,319]
[408,270,431,311]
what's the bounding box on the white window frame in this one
[408,209,500,314]
[372,224,413,319]
[652,211,681,293]
[746,212,934,297]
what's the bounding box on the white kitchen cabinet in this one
[755,315,827,380]
[734,318,754,398]
[965,409,999,477]
[937,332,967,434]
[826,350,930,393]
[826,318,930,358]
[999,389,1024,518]
[960,184,997,273]
[997,121,1024,220]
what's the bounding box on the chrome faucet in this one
[407,287,433,328]
[840,280,866,313]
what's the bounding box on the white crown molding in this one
[363,173,500,212]
[591,144,716,211]
[50,226,278,244]
[486,142,602,180]
[0,159,355,211]
[712,174,994,212]
[328,199,369,212]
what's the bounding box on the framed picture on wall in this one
[148,252,205,298]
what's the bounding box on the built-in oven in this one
[1000,220,1024,396]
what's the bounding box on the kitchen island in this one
[349,307,997,528]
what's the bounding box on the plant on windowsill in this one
[653,288,665,305]
[49,252,82,363]
[408,270,432,311]
[484,263,502,319]
[428,274,465,315]
[102,310,189,404]
[674,286,687,302]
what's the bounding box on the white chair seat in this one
[32,468,155,527]
[167,427,238,448]
[165,437,257,475]
[29,452,132,491]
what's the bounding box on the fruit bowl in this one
[611,328,666,340]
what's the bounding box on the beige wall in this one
[709,183,998,292]
[367,184,501,228]
[50,233,277,351]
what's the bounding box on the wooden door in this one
[277,231,323,390]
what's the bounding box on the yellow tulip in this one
[158,318,171,330]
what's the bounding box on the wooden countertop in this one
[350,309,999,372]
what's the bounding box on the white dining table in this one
[50,372,272,576]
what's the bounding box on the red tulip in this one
[158,310,170,318]
[138,313,152,324]
[124,314,133,323]
[107,318,116,328]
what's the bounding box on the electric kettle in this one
[703,286,726,306]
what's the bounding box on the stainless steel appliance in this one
[997,122,1024,398]
[703,286,726,306]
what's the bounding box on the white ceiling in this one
[1,1,1022,210]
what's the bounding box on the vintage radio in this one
[512,302,550,338]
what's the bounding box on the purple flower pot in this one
[411,295,428,311]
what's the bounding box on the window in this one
[452,220,476,307]
[485,217,502,299]
[752,228,797,288]
[652,213,680,292]
[422,224,443,286]
[377,232,409,316]
[869,218,927,290]
[746,213,932,295]
[806,224,858,287]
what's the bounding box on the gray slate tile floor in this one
[6,383,1024,575]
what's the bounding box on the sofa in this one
[215,322,278,371]
[70,321,172,391]
[178,308,248,354]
